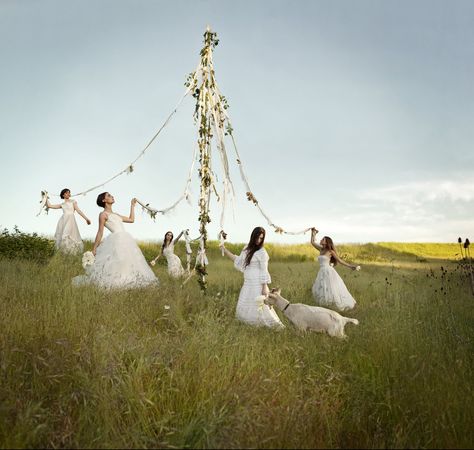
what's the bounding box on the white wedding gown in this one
[163,243,185,278]
[312,254,356,311]
[73,213,158,289]
[54,200,83,254]
[234,247,284,328]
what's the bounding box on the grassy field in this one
[0,241,473,448]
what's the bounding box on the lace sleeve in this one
[234,249,246,273]
[257,248,271,284]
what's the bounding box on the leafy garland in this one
[186,28,221,291]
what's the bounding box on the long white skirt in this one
[236,280,284,328]
[73,231,159,290]
[312,266,356,311]
[166,254,185,278]
[54,214,83,255]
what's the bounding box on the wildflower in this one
[164,305,170,310]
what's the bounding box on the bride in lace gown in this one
[221,227,284,328]
[150,231,185,278]
[73,192,158,289]
[46,188,91,254]
[310,228,359,311]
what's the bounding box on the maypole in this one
[186,27,223,291]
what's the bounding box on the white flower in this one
[356,265,361,271]
[82,251,95,269]
[164,305,170,310]
[150,260,156,266]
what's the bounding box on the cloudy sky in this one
[1,0,473,244]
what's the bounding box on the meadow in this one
[0,240,473,448]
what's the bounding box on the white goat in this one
[264,289,359,338]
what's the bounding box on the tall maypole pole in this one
[186,27,224,291]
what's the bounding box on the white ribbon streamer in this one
[135,142,199,219]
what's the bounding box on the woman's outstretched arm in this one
[173,230,185,245]
[92,212,107,255]
[220,244,237,262]
[73,201,91,225]
[310,227,323,251]
[331,251,358,270]
[120,198,137,223]
[150,247,163,265]
[46,199,62,209]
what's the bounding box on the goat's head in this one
[264,287,282,306]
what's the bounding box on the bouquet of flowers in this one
[255,295,266,311]
[82,251,95,269]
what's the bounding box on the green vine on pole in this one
[188,27,223,292]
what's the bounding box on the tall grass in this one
[0,243,472,448]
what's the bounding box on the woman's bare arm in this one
[310,228,323,251]
[46,199,62,210]
[150,249,163,265]
[92,212,107,255]
[220,244,237,261]
[332,251,357,270]
[173,230,184,245]
[120,198,137,223]
[73,202,91,224]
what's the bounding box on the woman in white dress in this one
[150,231,185,278]
[73,192,158,290]
[221,227,284,328]
[46,188,91,254]
[310,228,358,311]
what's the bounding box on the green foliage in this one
[0,227,55,263]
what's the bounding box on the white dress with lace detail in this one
[163,243,185,278]
[233,247,284,328]
[54,200,83,254]
[312,254,356,311]
[73,213,159,289]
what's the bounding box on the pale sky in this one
[1,0,473,244]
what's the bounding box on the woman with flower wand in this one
[220,227,284,328]
[73,192,158,289]
[150,230,186,278]
[46,188,91,254]
[310,228,360,311]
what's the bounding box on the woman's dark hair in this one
[96,192,108,208]
[60,188,70,199]
[323,236,338,266]
[162,231,174,251]
[244,227,266,268]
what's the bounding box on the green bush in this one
[0,227,55,263]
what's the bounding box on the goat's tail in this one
[345,318,359,326]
